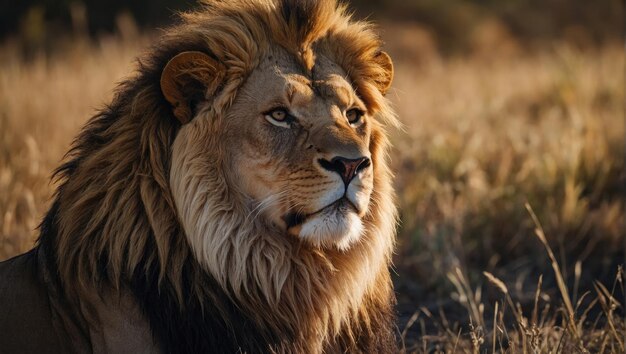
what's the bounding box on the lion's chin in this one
[289,203,364,251]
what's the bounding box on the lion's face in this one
[169,48,378,252]
[224,49,374,250]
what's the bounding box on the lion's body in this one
[0,250,67,353]
[0,0,399,352]
[0,249,158,353]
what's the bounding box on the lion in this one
[0,0,399,352]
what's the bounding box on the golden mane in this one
[39,0,399,351]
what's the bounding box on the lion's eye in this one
[264,108,293,128]
[346,108,364,126]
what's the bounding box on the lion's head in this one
[40,0,398,351]
[171,45,393,254]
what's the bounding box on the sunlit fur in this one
[41,0,399,351]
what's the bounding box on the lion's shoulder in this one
[0,249,68,352]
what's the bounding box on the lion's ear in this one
[372,51,394,95]
[160,51,226,124]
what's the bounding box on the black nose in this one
[318,156,371,185]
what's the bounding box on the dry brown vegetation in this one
[388,26,625,352]
[0,25,624,353]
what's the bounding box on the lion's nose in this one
[318,156,371,185]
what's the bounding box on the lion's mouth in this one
[283,198,357,230]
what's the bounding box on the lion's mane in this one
[39,0,399,352]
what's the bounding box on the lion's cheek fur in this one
[170,117,297,306]
[170,117,243,288]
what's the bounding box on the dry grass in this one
[0,33,152,258]
[0,28,623,353]
[388,26,624,352]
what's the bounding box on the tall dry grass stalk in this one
[526,202,584,349]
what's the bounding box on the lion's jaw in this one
[293,196,363,250]
[282,162,372,250]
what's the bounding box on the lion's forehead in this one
[224,45,371,170]
[245,48,355,107]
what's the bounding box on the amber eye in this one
[346,108,364,126]
[270,109,287,121]
[264,108,293,128]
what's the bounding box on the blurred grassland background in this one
[0,0,624,352]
